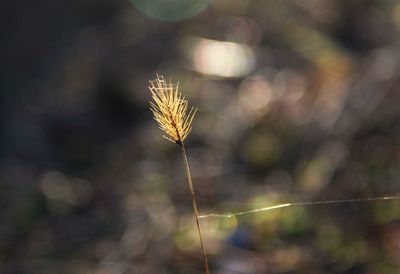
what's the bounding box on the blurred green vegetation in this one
[1,0,400,273]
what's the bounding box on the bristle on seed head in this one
[149,74,197,144]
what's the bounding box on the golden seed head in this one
[149,74,197,144]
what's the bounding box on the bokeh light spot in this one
[191,37,255,78]
[131,0,211,21]
[239,76,273,112]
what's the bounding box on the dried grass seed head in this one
[149,75,197,144]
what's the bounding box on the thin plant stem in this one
[180,142,210,274]
[148,75,208,272]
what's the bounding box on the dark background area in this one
[1,0,400,273]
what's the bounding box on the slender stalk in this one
[180,142,210,274]
[148,75,207,272]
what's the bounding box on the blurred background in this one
[1,0,400,273]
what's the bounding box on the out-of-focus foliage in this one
[1,0,400,273]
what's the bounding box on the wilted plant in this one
[149,74,210,274]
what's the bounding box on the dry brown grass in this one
[148,74,210,274]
